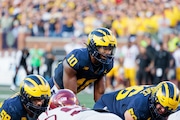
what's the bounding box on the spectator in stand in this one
[31,19,45,36]
[0,12,13,32]
[48,19,62,37]
[111,14,126,38]
[73,14,85,38]
[157,11,171,42]
[61,17,74,38]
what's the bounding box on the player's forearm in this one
[94,79,105,102]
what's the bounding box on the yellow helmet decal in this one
[22,75,51,98]
[87,28,117,47]
[156,81,180,110]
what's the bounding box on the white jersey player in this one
[38,89,122,120]
[38,105,122,120]
[167,110,180,120]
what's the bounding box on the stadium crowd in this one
[0,0,180,38]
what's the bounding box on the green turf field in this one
[0,85,95,108]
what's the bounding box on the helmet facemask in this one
[149,95,172,119]
[21,88,50,118]
[149,81,180,119]
[87,27,117,65]
[19,74,51,118]
[88,39,116,64]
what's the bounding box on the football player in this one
[38,89,122,120]
[48,27,117,101]
[93,81,180,120]
[0,74,51,120]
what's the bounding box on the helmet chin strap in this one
[92,58,102,66]
[27,113,37,120]
[92,51,109,65]
[90,52,101,66]
[90,55,103,74]
[24,105,37,120]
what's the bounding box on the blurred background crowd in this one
[0,0,180,39]
[0,0,180,92]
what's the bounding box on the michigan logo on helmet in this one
[149,81,180,118]
[87,28,117,47]
[19,74,51,117]
[87,27,117,64]
[156,81,180,111]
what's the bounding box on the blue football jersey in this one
[94,85,155,120]
[0,94,28,120]
[53,48,113,93]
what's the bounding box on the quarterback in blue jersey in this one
[48,27,117,101]
[0,75,51,120]
[93,81,180,120]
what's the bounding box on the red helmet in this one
[48,89,79,110]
